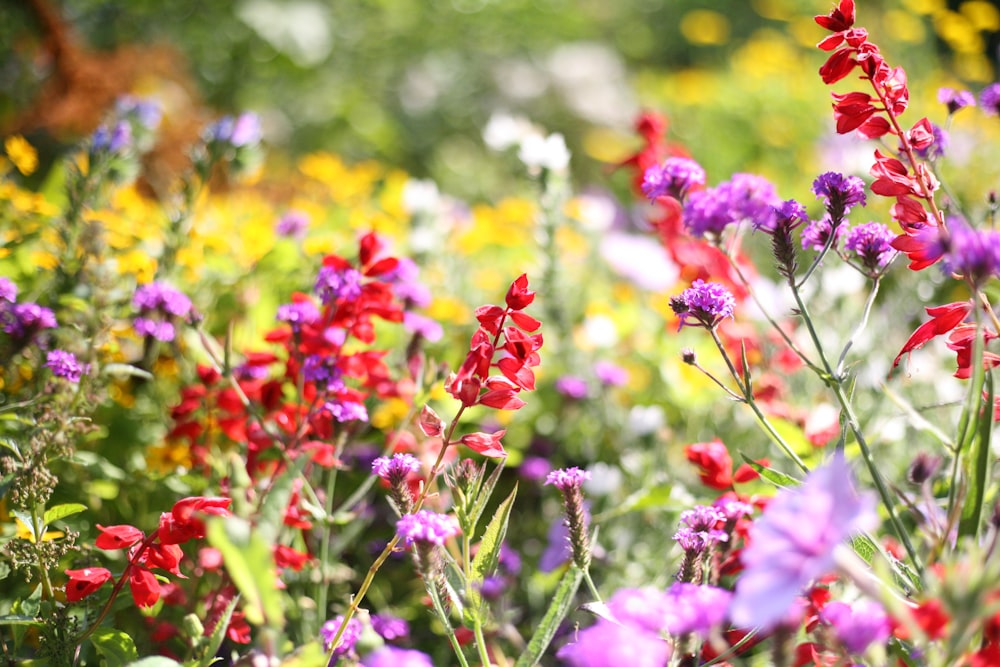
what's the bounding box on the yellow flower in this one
[370,397,411,430]
[4,135,38,176]
[15,517,64,543]
[146,441,192,474]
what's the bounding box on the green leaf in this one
[740,454,801,489]
[0,436,23,459]
[206,517,284,629]
[0,615,42,626]
[102,363,155,381]
[467,485,517,618]
[257,453,309,544]
[90,627,138,667]
[43,503,87,524]
[125,658,185,667]
[468,458,506,530]
[514,564,584,667]
[189,595,238,667]
[11,587,40,649]
[960,373,994,539]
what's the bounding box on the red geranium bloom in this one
[65,567,113,602]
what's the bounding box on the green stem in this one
[835,277,880,377]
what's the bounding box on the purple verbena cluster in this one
[45,350,89,382]
[682,173,781,237]
[669,279,735,330]
[845,222,896,271]
[132,282,194,342]
[395,510,460,547]
[642,157,706,201]
[314,265,364,306]
[544,466,591,492]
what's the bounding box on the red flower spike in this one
[460,430,507,458]
[274,544,311,571]
[818,47,858,84]
[418,404,445,437]
[65,567,113,602]
[814,0,855,33]
[475,304,507,335]
[95,524,144,550]
[509,310,541,332]
[946,324,1000,379]
[142,543,186,577]
[870,150,918,197]
[907,117,935,150]
[505,274,535,311]
[892,301,972,370]
[129,566,161,608]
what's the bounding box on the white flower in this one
[518,132,570,172]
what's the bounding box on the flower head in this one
[662,583,732,637]
[370,614,410,642]
[682,173,780,237]
[845,222,896,271]
[912,122,948,160]
[396,510,460,546]
[821,599,891,654]
[321,615,362,661]
[0,277,17,304]
[555,375,589,399]
[669,280,735,329]
[314,265,363,305]
[3,302,57,342]
[371,453,421,482]
[276,210,310,237]
[545,467,591,492]
[642,157,706,200]
[46,350,88,382]
[276,300,320,329]
[593,360,628,386]
[65,567,113,602]
[812,172,867,221]
[556,620,671,667]
[674,505,728,552]
[361,647,433,667]
[980,82,1000,116]
[940,217,1000,285]
[729,455,878,631]
[801,215,847,252]
[938,87,976,114]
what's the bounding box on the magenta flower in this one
[396,510,460,546]
[46,350,89,382]
[556,619,671,667]
[980,82,1000,115]
[545,467,591,492]
[3,302,57,342]
[320,615,362,662]
[361,647,433,667]
[729,455,877,631]
[845,222,896,271]
[276,301,320,329]
[669,280,735,330]
[801,214,847,252]
[820,599,891,654]
[314,265,363,305]
[555,375,589,399]
[682,173,780,237]
[371,453,421,482]
[0,277,16,303]
[661,583,732,637]
[812,171,867,221]
[642,157,705,200]
[276,210,310,237]
[938,87,975,114]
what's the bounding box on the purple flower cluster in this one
[2,302,57,342]
[45,350,88,382]
[133,282,193,342]
[92,122,132,154]
[555,375,589,399]
[208,112,262,147]
[544,467,591,492]
[682,173,780,237]
[642,157,706,201]
[320,615,362,662]
[593,360,628,386]
[323,398,368,423]
[669,279,735,329]
[674,505,728,552]
[938,87,976,114]
[980,82,1000,116]
[361,647,433,667]
[0,277,18,303]
[396,510,460,546]
[845,222,896,271]
[115,96,163,131]
[314,265,363,306]
[801,215,847,252]
[661,582,732,636]
[812,172,867,221]
[370,614,410,642]
[556,617,671,667]
[768,199,808,233]
[302,354,344,391]
[276,301,320,329]
[371,453,421,482]
[940,217,1000,285]
[729,455,877,631]
[821,599,891,654]
[276,210,310,238]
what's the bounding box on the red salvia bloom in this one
[128,566,161,608]
[64,567,113,602]
[460,430,507,459]
[95,524,144,550]
[892,301,972,371]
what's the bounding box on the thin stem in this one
[582,569,603,604]
[836,277,881,377]
[796,222,841,290]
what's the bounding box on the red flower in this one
[159,496,232,545]
[685,439,734,490]
[946,324,1000,379]
[129,566,161,608]
[274,544,311,571]
[141,542,185,577]
[460,430,507,458]
[95,524,144,550]
[814,0,855,33]
[65,567,113,602]
[892,301,971,371]
[505,273,536,310]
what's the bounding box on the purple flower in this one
[713,497,754,522]
[555,375,589,399]
[371,453,421,481]
[302,354,343,390]
[682,173,780,237]
[593,360,628,386]
[661,583,732,637]
[845,222,896,271]
[545,467,591,492]
[556,620,671,667]
[324,398,368,423]
[642,157,706,200]
[314,265,363,305]
[674,505,728,552]
[729,454,878,631]
[980,82,1000,115]
[92,121,132,154]
[320,615,362,661]
[607,587,672,634]
[361,646,433,667]
[0,277,18,303]
[133,282,193,318]
[385,257,433,308]
[396,510,460,546]
[276,210,310,238]
[820,599,891,654]
[669,279,735,329]
[940,217,1000,285]
[116,96,162,130]
[208,112,262,147]
[45,350,88,382]
[402,312,443,342]
[812,172,867,222]
[3,302,57,341]
[768,199,809,233]
[133,317,176,342]
[519,456,552,482]
[276,301,320,329]
[370,614,410,642]
[938,87,976,114]
[801,215,847,252]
